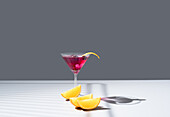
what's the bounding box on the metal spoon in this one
[101,96,146,105]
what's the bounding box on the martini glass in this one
[61,53,90,86]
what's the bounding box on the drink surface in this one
[63,55,88,74]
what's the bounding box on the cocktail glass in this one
[61,53,90,86]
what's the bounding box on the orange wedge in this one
[70,94,93,107]
[61,85,81,99]
[78,97,101,110]
[82,52,100,59]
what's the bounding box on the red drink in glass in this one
[61,53,89,86]
[63,55,89,74]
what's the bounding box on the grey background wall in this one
[0,0,170,80]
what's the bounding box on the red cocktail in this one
[63,55,89,74]
[61,53,89,86]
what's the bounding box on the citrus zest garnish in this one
[61,85,81,99]
[82,52,100,59]
[70,94,93,107]
[77,97,101,110]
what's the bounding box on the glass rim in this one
[61,52,89,57]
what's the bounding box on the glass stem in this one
[74,73,78,87]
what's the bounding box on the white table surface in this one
[0,80,170,117]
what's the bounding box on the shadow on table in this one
[75,106,110,112]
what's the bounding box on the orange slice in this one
[82,52,100,59]
[70,94,93,107]
[78,97,101,110]
[61,85,81,99]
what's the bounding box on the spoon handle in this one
[131,99,146,101]
[101,97,146,101]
